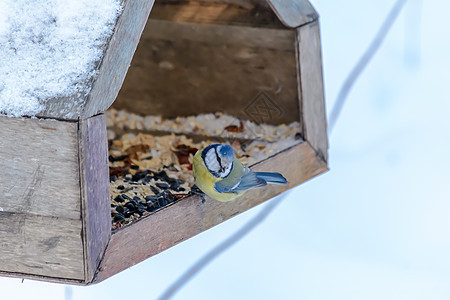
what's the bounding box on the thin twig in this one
[328,0,409,133]
[157,192,289,300]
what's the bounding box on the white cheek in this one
[205,150,220,172]
[221,163,232,178]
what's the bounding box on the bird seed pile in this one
[107,108,301,230]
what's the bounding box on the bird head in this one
[202,144,235,178]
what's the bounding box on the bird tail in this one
[254,172,287,185]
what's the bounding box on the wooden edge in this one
[0,116,86,283]
[297,20,328,162]
[0,271,85,285]
[79,114,111,283]
[149,0,285,29]
[144,19,295,50]
[266,0,318,28]
[82,0,155,118]
[93,141,327,283]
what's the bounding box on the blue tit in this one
[192,143,288,202]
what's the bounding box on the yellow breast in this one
[192,150,243,202]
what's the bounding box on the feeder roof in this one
[266,0,318,28]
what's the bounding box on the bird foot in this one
[189,185,206,204]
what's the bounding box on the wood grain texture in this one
[0,212,84,280]
[266,0,318,28]
[0,116,84,280]
[143,19,295,49]
[150,0,284,28]
[297,20,328,161]
[95,141,327,282]
[79,115,111,283]
[0,117,81,219]
[82,0,155,119]
[114,20,300,125]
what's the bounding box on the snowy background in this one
[1,0,449,299]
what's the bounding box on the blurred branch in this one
[328,0,409,133]
[404,0,422,67]
[157,192,289,300]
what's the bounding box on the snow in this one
[0,0,121,117]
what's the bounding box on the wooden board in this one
[0,213,84,282]
[94,141,327,282]
[113,20,300,126]
[0,117,85,280]
[149,0,284,28]
[79,115,111,283]
[267,0,318,28]
[297,20,328,161]
[150,0,318,29]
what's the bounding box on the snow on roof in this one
[0,0,121,117]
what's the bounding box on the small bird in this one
[192,143,287,202]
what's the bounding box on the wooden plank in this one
[143,19,295,49]
[0,116,85,280]
[297,20,328,161]
[266,0,318,28]
[114,20,300,126]
[0,271,84,285]
[79,115,111,283]
[82,0,155,119]
[0,117,81,219]
[0,212,84,280]
[94,141,327,282]
[149,0,285,28]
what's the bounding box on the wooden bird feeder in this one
[0,0,327,285]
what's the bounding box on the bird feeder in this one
[0,0,327,285]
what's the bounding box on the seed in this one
[125,202,137,211]
[132,171,150,181]
[155,182,169,189]
[158,198,168,207]
[137,204,146,215]
[144,195,158,203]
[121,194,133,201]
[109,155,130,162]
[169,179,182,190]
[150,185,160,194]
[114,195,126,203]
[142,176,152,184]
[112,213,126,223]
[154,170,170,181]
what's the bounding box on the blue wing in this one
[254,172,287,185]
[232,171,267,192]
[215,168,267,193]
